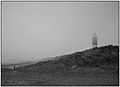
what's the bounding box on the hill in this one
[2,45,119,86]
[17,45,118,74]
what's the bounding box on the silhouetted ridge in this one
[51,45,118,68]
[17,45,118,72]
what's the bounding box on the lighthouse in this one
[92,33,98,48]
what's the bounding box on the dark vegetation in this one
[2,45,119,86]
[17,45,118,73]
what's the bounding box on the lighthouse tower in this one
[92,33,98,48]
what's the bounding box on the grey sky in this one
[2,2,118,64]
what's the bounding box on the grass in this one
[2,67,118,86]
[2,45,118,86]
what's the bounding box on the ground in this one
[2,67,118,86]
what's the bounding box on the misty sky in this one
[2,2,118,64]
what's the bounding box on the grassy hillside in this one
[56,45,118,68]
[2,45,119,86]
[17,45,118,73]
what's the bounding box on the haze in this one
[2,2,118,64]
